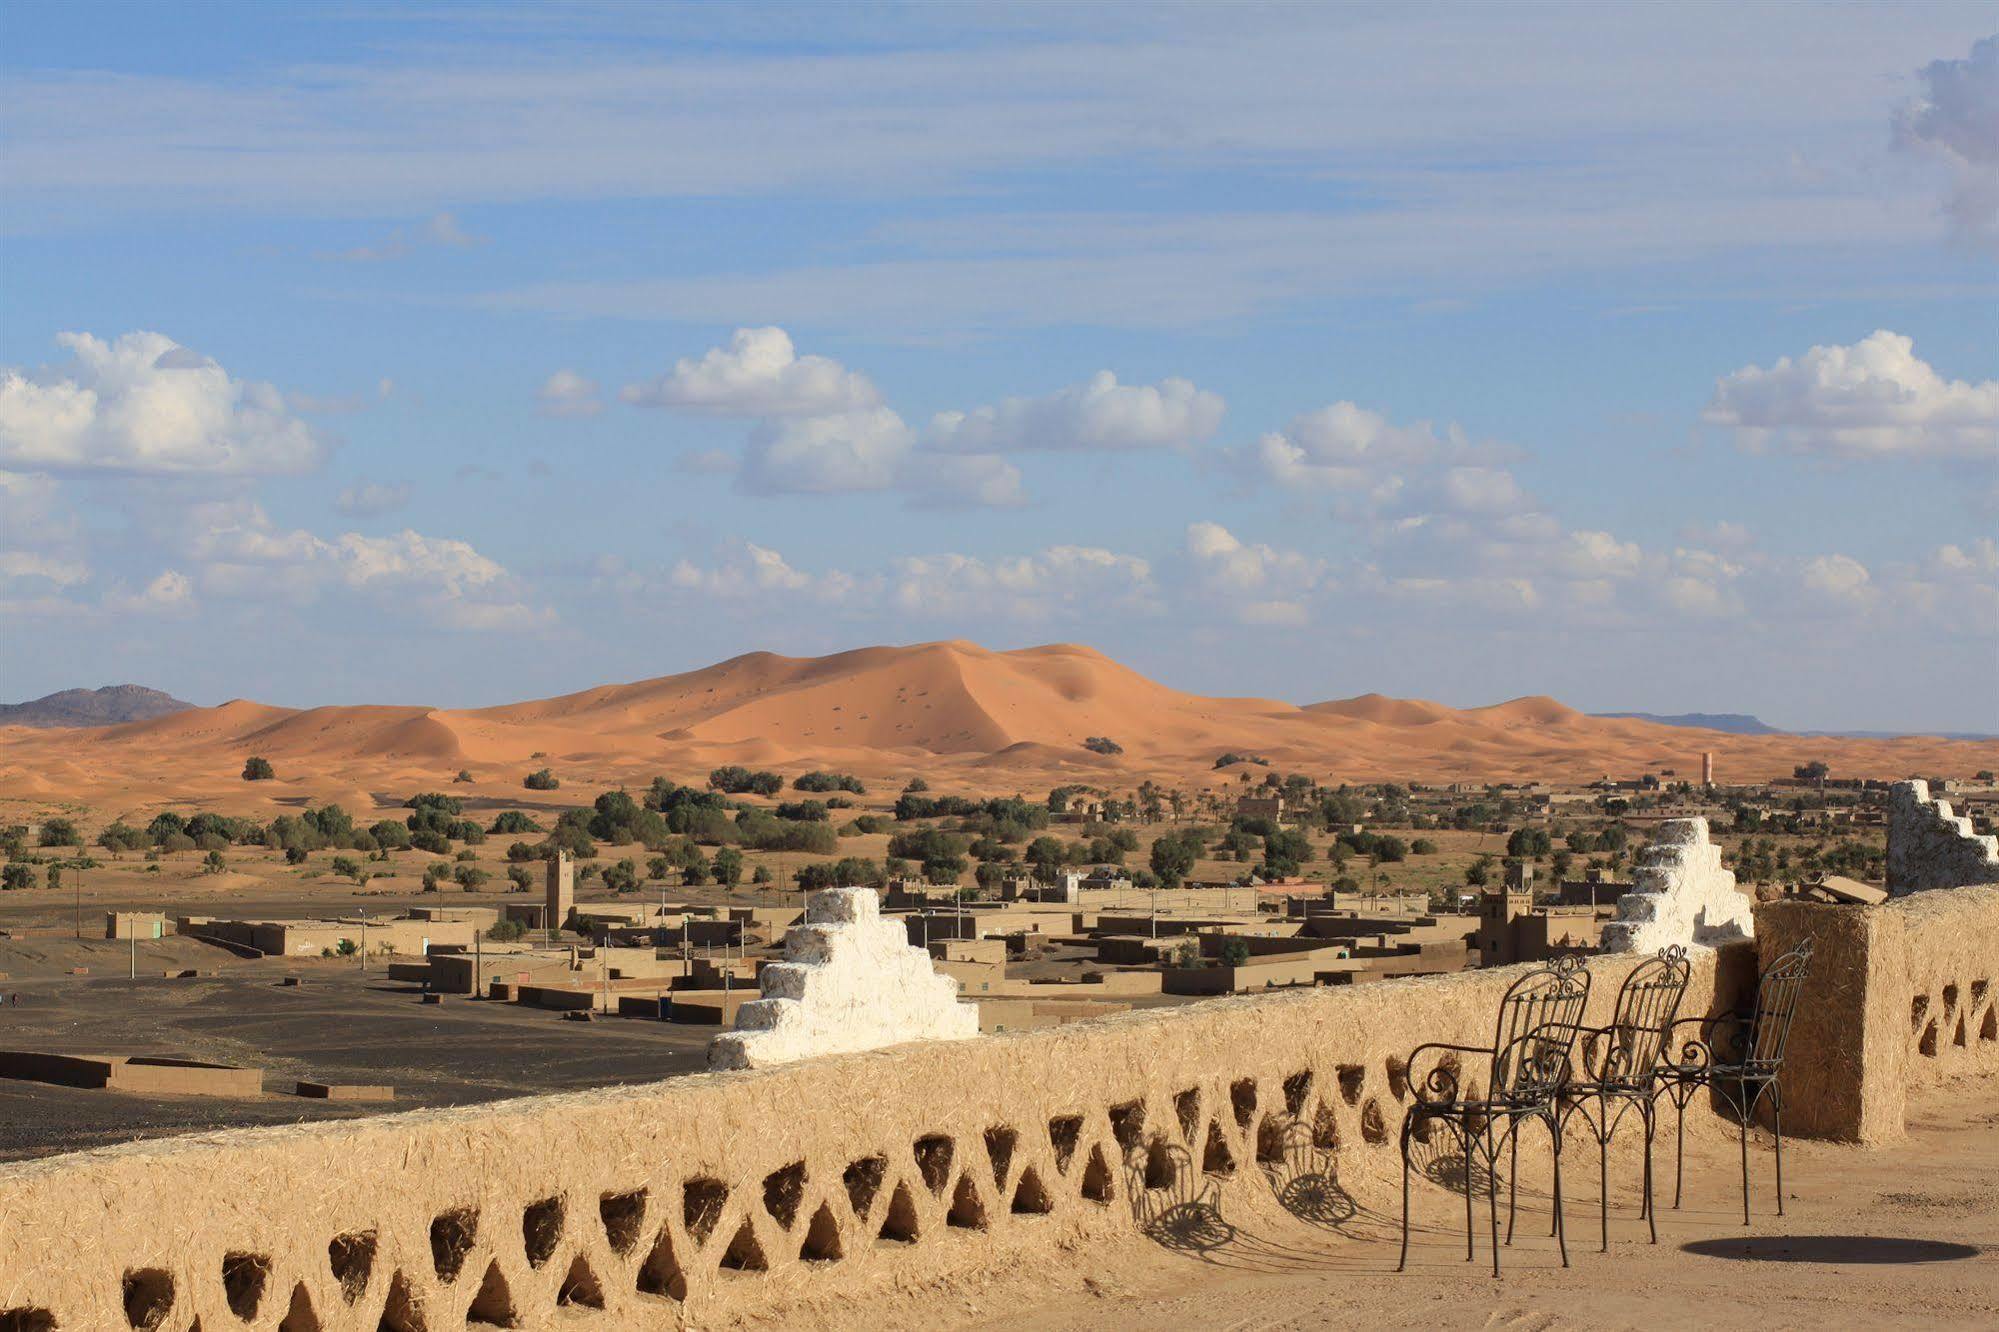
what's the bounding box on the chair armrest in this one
[1662,1010,1750,1072]
[1404,1040,1491,1104]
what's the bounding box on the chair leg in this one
[1550,1111,1569,1268]
[1672,1091,1687,1210]
[1397,1116,1414,1273]
[1598,1131,1610,1254]
[1464,1121,1476,1263]
[1772,1084,1785,1218]
[1504,1123,1519,1245]
[1487,1126,1502,1279]
[1642,1101,1658,1245]
[1737,1096,1752,1227]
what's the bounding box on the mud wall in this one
[0,902,1975,1332]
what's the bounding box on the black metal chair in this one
[1398,955,1592,1276]
[1554,946,1693,1251]
[1654,936,1815,1224]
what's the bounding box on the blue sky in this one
[1,2,1994,732]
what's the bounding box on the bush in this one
[1410,838,1438,855]
[242,756,275,781]
[523,768,560,791]
[454,865,491,891]
[506,865,534,892]
[488,918,527,942]
[713,846,744,886]
[774,800,828,822]
[794,771,866,794]
[708,766,782,796]
[411,829,451,856]
[454,769,474,784]
[489,811,543,835]
[1082,736,1123,755]
[369,820,413,851]
[1,864,33,891]
[38,819,81,848]
[448,820,486,845]
[405,792,463,816]
[335,937,359,957]
[602,859,639,893]
[98,823,147,854]
[331,855,363,880]
[505,840,542,863]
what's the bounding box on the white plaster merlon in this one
[1888,779,1999,897]
[708,887,978,1070]
[1601,817,1754,954]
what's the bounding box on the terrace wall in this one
[4,888,1995,1330]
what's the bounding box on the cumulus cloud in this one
[1237,401,1480,493]
[924,372,1223,454]
[0,332,325,476]
[898,452,1025,509]
[536,369,602,418]
[890,545,1157,620]
[1800,552,1874,603]
[1895,36,1999,249]
[622,327,880,416]
[334,480,411,517]
[0,551,89,589]
[1184,521,1330,625]
[106,569,195,615]
[669,541,864,603]
[188,502,540,630]
[1704,330,1999,461]
[740,406,913,494]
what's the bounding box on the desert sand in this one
[1,640,1991,812]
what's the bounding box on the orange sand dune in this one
[0,640,1991,814]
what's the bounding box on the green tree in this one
[1464,854,1495,887]
[602,859,639,892]
[1149,830,1202,889]
[1,864,33,891]
[523,768,560,791]
[241,756,275,781]
[713,846,744,886]
[38,819,81,848]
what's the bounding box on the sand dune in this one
[1,640,1990,813]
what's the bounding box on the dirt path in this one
[892,1083,1999,1332]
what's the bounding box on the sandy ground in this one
[2,641,1990,812]
[872,1082,1999,1332]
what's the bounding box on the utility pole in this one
[359,911,367,973]
[72,862,81,940]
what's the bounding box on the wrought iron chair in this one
[1654,936,1815,1224]
[1553,946,1693,1251]
[1398,955,1592,1277]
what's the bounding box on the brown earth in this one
[883,1081,1999,1332]
[1,640,1990,811]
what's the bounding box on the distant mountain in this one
[0,684,195,729]
[1593,711,1783,735]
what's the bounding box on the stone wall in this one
[0,950,1747,1331]
[7,886,1996,1332]
[1755,884,1999,1144]
[1887,779,1999,895]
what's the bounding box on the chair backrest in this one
[1597,946,1692,1083]
[1743,936,1815,1074]
[1490,955,1592,1103]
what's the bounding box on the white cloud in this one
[668,542,865,603]
[925,372,1223,454]
[536,369,602,418]
[0,551,88,588]
[189,502,539,630]
[740,406,912,494]
[1895,35,1999,249]
[1431,466,1532,516]
[1184,521,1329,624]
[0,332,325,476]
[1704,330,1999,461]
[106,569,195,616]
[622,327,880,417]
[322,211,486,262]
[1800,552,1874,603]
[1239,401,1462,493]
[890,545,1157,621]
[897,452,1025,509]
[334,480,411,517]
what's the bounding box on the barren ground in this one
[881,1082,1999,1331]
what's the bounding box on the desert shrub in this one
[505,840,542,863]
[1082,736,1123,755]
[506,865,534,892]
[523,768,560,791]
[98,823,147,853]
[488,918,527,942]
[38,819,81,848]
[422,863,451,891]
[1410,838,1438,855]
[335,937,358,956]
[448,820,486,845]
[161,832,197,854]
[489,811,542,835]
[410,830,451,856]
[708,766,783,796]
[405,792,463,816]
[2,864,34,891]
[774,800,828,822]
[453,769,474,783]
[794,771,866,794]
[602,859,639,892]
[242,756,275,781]
[370,820,413,851]
[454,866,490,891]
[712,846,744,886]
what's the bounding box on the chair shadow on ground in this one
[1121,1121,1413,1274]
[1682,1235,1982,1264]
